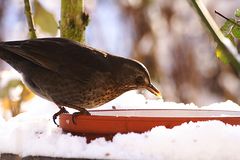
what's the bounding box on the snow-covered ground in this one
[0,91,240,160]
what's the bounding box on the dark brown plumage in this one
[0,38,161,124]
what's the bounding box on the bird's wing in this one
[2,38,114,83]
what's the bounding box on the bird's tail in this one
[0,41,26,73]
[0,41,5,58]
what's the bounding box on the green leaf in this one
[226,33,235,45]
[232,25,240,39]
[220,31,235,46]
[235,8,240,17]
[220,19,235,36]
[33,0,58,35]
[215,45,230,64]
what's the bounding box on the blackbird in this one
[0,38,161,124]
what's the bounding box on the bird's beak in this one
[146,83,162,97]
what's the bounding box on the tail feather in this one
[0,42,32,73]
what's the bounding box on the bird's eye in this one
[135,76,145,85]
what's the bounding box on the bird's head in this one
[115,58,161,98]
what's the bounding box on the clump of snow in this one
[0,69,21,87]
[1,117,240,159]
[98,91,240,111]
[0,91,240,159]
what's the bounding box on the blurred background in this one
[0,0,239,118]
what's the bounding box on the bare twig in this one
[24,0,37,39]
[215,10,240,27]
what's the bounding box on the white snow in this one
[0,92,240,159]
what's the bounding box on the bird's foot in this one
[53,107,69,126]
[72,108,91,125]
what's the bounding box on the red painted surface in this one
[59,109,240,142]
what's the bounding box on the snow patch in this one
[0,92,240,159]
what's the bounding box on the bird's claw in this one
[53,107,69,126]
[72,109,91,125]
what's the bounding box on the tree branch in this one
[24,0,37,39]
[188,0,240,75]
[60,0,89,43]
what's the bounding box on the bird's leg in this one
[72,107,91,125]
[53,106,69,126]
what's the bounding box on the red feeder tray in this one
[59,109,240,141]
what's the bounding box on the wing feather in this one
[2,38,113,83]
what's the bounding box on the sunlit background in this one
[0,0,239,118]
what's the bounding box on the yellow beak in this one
[146,83,162,97]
